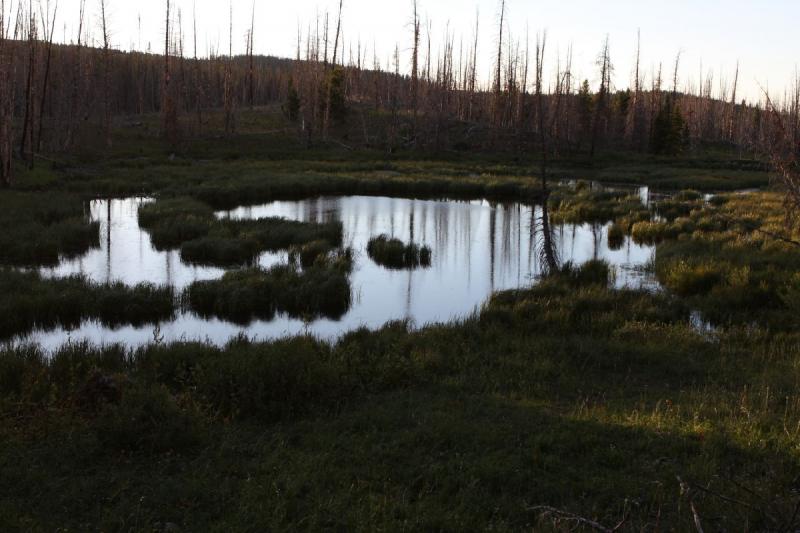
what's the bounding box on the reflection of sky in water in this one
[21,196,656,351]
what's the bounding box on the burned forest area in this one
[1,0,800,531]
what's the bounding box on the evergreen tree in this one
[651,98,686,155]
[286,77,300,122]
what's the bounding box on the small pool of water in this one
[19,195,656,350]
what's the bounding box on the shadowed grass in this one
[367,235,432,270]
[0,192,100,267]
[186,259,352,323]
[2,261,800,529]
[0,270,175,339]
[138,197,343,265]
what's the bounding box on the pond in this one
[21,195,656,350]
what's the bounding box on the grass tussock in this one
[607,223,625,250]
[139,197,343,265]
[367,235,432,270]
[550,189,650,225]
[0,192,100,267]
[0,270,175,339]
[651,192,800,329]
[186,259,352,323]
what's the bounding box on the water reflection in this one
[21,196,656,350]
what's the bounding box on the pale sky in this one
[28,0,800,102]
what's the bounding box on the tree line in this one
[1,0,798,187]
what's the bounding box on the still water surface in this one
[24,195,656,350]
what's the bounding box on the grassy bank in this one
[654,201,799,330]
[2,263,799,530]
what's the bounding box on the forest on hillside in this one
[1,0,799,187]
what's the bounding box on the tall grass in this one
[139,197,343,265]
[0,192,100,266]
[186,262,352,323]
[367,235,432,270]
[0,270,175,339]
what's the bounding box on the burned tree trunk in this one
[0,0,19,187]
[19,3,37,169]
[36,0,57,153]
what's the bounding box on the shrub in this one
[367,235,432,270]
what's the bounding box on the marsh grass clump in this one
[289,240,334,269]
[660,260,723,296]
[550,189,649,225]
[186,262,352,323]
[0,192,100,266]
[631,218,695,244]
[650,193,800,328]
[0,270,175,339]
[137,197,216,250]
[367,235,432,270]
[179,218,344,266]
[607,223,625,250]
[556,260,613,288]
[139,197,343,265]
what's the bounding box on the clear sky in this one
[28,0,800,102]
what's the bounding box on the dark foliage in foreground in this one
[367,235,432,270]
[2,261,799,530]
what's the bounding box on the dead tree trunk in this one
[0,0,20,187]
[410,0,420,144]
[323,0,343,140]
[100,0,112,147]
[36,0,57,153]
[20,2,37,169]
[493,0,506,125]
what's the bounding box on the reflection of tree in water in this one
[538,201,560,275]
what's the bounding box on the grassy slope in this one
[2,271,799,530]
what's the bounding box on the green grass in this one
[651,192,800,329]
[0,110,793,530]
[138,197,344,266]
[185,260,353,323]
[2,263,800,529]
[0,191,100,267]
[550,189,650,225]
[607,223,625,250]
[0,270,175,339]
[367,235,432,270]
